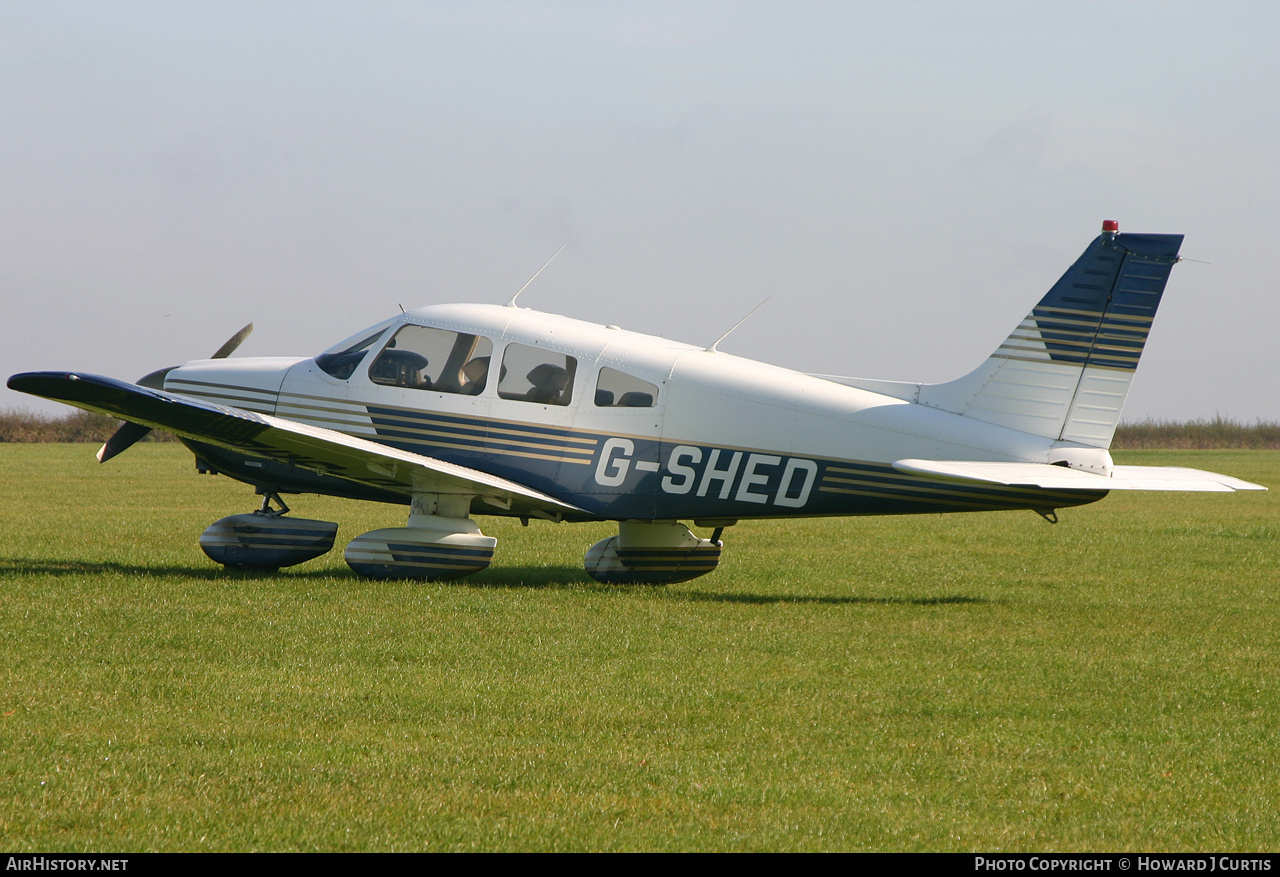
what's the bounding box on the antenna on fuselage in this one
[506,244,567,308]
[706,296,771,353]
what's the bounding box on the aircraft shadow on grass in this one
[469,567,991,605]
[2,558,989,606]
[0,557,602,586]
[674,591,989,607]
[0,558,348,582]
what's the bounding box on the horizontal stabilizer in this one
[894,459,1266,492]
[7,371,585,514]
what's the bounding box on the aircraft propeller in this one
[96,323,253,463]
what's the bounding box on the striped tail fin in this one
[917,222,1184,448]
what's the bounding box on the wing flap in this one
[894,458,1265,492]
[8,372,585,513]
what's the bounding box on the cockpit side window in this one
[595,367,658,408]
[368,325,493,394]
[315,330,385,380]
[497,343,577,406]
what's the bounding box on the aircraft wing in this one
[8,372,586,514]
[893,459,1266,492]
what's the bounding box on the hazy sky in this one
[4,1,1278,422]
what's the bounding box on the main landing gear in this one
[344,495,495,581]
[583,520,723,585]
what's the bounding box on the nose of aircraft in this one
[96,323,254,463]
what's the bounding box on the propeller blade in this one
[211,323,253,359]
[97,421,153,463]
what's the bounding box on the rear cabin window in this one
[594,367,658,408]
[367,325,493,395]
[497,343,577,406]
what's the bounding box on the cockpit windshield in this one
[314,321,395,380]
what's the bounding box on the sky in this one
[3,1,1278,422]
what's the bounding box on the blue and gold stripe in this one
[165,378,280,414]
[365,405,599,466]
[275,391,378,434]
[817,461,1098,513]
[345,540,494,581]
[991,235,1179,372]
[589,545,722,585]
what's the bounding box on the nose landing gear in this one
[199,491,338,570]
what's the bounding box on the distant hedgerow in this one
[1112,417,1280,449]
[0,409,177,443]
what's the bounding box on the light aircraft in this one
[8,221,1265,583]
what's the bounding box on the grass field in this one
[1,444,1276,851]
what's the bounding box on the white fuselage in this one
[162,303,1104,521]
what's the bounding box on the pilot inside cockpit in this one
[369,344,431,388]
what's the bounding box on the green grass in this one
[1,445,1276,851]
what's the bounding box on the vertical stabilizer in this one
[916,222,1183,448]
